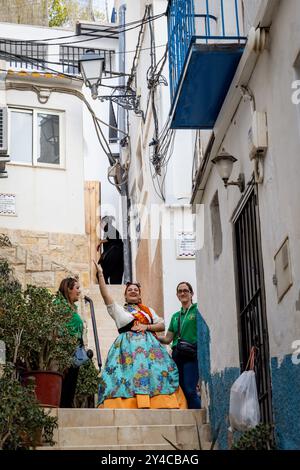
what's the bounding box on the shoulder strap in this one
[177,312,181,338]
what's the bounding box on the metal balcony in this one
[167,0,247,129]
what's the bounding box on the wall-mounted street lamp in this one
[78,50,142,116]
[79,49,105,99]
[212,149,245,193]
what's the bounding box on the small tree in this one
[0,365,57,450]
[75,359,101,407]
[48,0,105,28]
[48,0,68,27]
[0,258,77,373]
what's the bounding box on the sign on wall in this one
[176,231,196,259]
[0,193,16,216]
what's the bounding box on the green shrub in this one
[0,365,57,449]
[74,360,101,408]
[231,424,275,450]
[0,258,77,372]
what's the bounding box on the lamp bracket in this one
[99,92,143,117]
[225,173,245,193]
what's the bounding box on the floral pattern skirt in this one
[98,331,181,406]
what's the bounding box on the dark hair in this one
[176,281,194,295]
[58,277,78,305]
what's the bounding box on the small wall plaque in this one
[0,193,16,216]
[176,231,196,259]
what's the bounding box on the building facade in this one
[0,20,121,292]
[113,0,197,323]
[167,0,300,449]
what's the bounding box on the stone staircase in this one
[84,284,122,365]
[42,408,212,450]
[43,284,212,451]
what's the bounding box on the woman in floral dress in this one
[94,262,187,409]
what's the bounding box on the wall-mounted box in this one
[274,237,293,302]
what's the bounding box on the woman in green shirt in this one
[159,282,200,409]
[57,277,84,408]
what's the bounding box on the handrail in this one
[167,0,247,100]
[84,295,102,372]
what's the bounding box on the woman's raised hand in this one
[94,260,104,282]
[93,260,102,274]
[93,260,113,305]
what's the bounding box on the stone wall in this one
[0,228,90,291]
[0,0,48,26]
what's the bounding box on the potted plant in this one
[74,359,101,408]
[0,258,77,407]
[0,364,58,450]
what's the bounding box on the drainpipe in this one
[119,2,132,283]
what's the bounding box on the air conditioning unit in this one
[248,111,268,160]
[0,107,8,154]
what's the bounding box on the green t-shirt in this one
[168,303,198,348]
[54,295,83,339]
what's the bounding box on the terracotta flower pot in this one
[23,371,63,407]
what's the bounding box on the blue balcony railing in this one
[167,0,246,102]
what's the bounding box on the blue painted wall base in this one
[197,311,300,449]
[271,355,300,449]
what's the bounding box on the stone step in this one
[57,409,206,427]
[38,442,212,450]
[57,424,210,448]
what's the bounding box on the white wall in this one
[121,0,197,310]
[162,206,197,327]
[0,21,124,236]
[195,0,300,370]
[1,86,86,234]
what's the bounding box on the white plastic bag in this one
[229,370,260,432]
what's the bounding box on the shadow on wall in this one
[197,310,240,449]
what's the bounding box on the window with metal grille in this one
[0,39,47,70]
[59,45,114,75]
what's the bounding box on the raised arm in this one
[93,261,114,305]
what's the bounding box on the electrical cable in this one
[0,49,82,81]
[6,82,128,166]
[0,12,166,44]
[127,5,151,90]
[1,43,167,57]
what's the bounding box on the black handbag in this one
[175,340,197,359]
[173,309,197,360]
